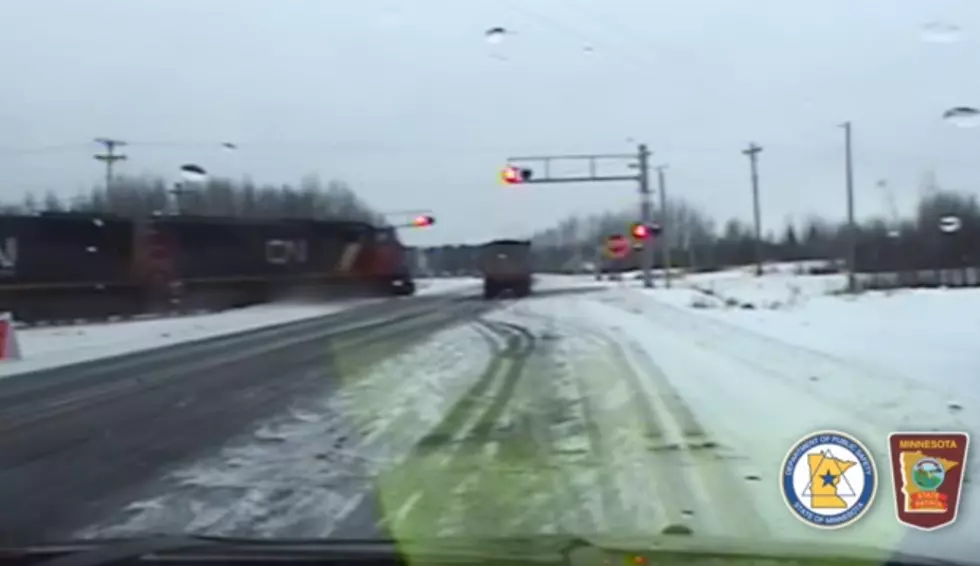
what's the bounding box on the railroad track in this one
[0,293,492,544]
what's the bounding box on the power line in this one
[490,0,666,73]
[557,0,688,57]
[1,139,597,157]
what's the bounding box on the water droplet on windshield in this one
[485,27,507,44]
[922,22,962,43]
[942,107,980,128]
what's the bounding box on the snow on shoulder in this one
[0,299,385,378]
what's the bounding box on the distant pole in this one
[94,138,127,190]
[841,122,857,293]
[637,144,654,288]
[742,142,764,276]
[656,164,672,288]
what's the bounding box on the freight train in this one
[0,212,416,323]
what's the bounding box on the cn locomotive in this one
[0,211,416,323]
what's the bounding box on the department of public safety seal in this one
[781,430,878,529]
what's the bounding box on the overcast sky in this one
[2,0,980,246]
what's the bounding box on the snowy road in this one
[0,289,492,543]
[9,271,978,560]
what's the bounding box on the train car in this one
[297,220,415,296]
[0,212,143,321]
[0,212,416,323]
[365,225,415,296]
[139,215,338,309]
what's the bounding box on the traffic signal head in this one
[631,222,662,239]
[501,165,533,185]
[411,215,435,227]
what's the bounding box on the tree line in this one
[0,174,385,225]
[5,175,979,284]
[415,188,980,280]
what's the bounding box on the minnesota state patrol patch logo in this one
[781,430,878,528]
[888,432,969,531]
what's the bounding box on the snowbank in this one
[1,277,480,377]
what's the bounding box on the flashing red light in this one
[411,215,435,227]
[631,223,650,239]
[500,165,532,185]
[501,166,521,184]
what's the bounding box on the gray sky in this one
[2,0,980,246]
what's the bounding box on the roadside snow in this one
[488,270,979,557]
[585,278,978,559]
[0,277,478,377]
[650,270,980,408]
[0,301,381,377]
[415,277,481,294]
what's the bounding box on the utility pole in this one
[655,164,672,288]
[503,144,655,288]
[637,144,653,288]
[842,121,857,293]
[742,142,764,276]
[94,138,127,191]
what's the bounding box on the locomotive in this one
[0,212,415,323]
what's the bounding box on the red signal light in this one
[411,215,435,227]
[630,222,662,239]
[500,165,532,185]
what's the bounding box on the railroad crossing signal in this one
[411,215,436,227]
[606,234,631,259]
[501,165,534,185]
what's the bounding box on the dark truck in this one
[480,239,532,299]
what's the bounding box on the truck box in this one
[480,239,532,299]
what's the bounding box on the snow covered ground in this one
[0,277,481,378]
[80,267,979,560]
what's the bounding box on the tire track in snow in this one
[485,315,603,536]
[584,290,980,552]
[607,338,770,538]
[607,290,980,496]
[374,319,538,538]
[513,302,768,539]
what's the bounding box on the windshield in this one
[0,0,977,563]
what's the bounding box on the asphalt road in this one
[0,291,491,544]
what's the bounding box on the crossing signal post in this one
[500,144,656,288]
